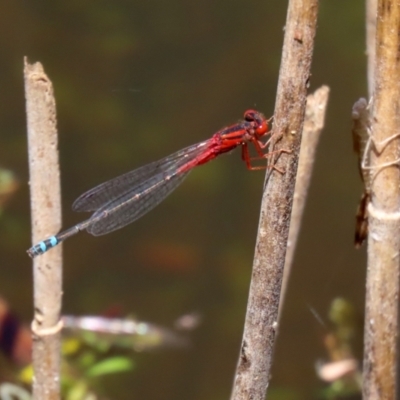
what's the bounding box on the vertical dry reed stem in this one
[24,58,62,400]
[230,1,319,399]
[367,0,378,96]
[363,1,400,398]
[280,85,329,313]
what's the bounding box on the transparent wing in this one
[86,169,190,236]
[73,139,210,212]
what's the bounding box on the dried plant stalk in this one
[366,0,377,96]
[363,1,400,398]
[280,85,329,309]
[230,1,319,399]
[24,58,62,400]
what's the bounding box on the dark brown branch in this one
[230,1,319,399]
[24,58,62,400]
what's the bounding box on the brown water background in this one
[0,1,366,399]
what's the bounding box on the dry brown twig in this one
[366,0,377,97]
[361,1,400,398]
[280,85,330,310]
[24,58,63,400]
[344,1,400,397]
[364,9,400,400]
[230,0,319,399]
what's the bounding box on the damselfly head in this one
[243,109,268,137]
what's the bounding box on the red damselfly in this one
[27,110,282,258]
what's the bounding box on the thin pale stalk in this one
[24,58,62,400]
[230,1,319,399]
[366,0,377,97]
[363,1,400,398]
[280,85,329,314]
